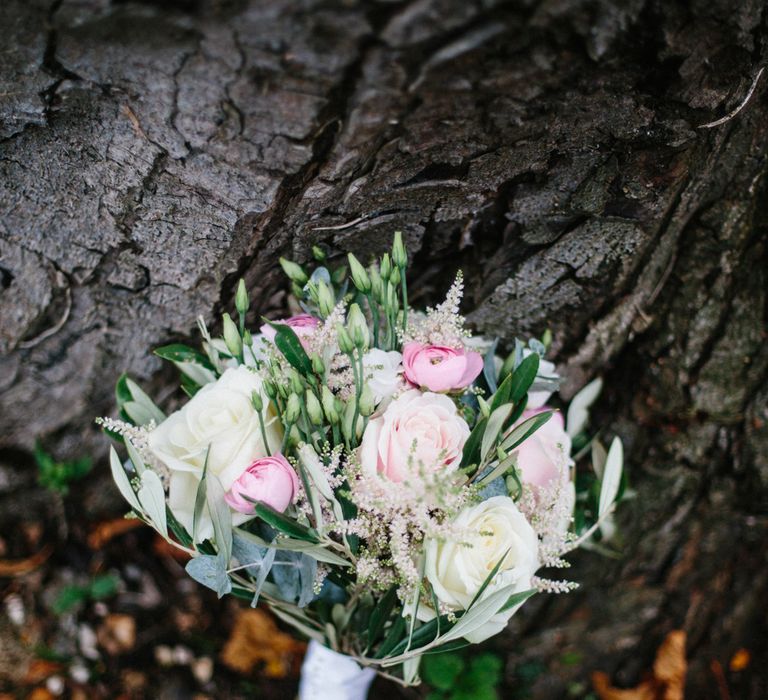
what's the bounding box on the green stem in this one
[400,268,408,337]
[367,294,380,348]
[256,408,273,455]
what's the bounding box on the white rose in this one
[424,496,539,643]
[359,390,470,483]
[148,366,282,542]
[362,349,403,405]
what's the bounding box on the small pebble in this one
[46,676,65,696]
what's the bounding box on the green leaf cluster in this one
[34,442,92,495]
[423,651,504,700]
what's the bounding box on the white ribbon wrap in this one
[299,640,376,700]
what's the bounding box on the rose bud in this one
[224,454,300,514]
[401,342,483,393]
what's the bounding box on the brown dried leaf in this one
[729,648,750,672]
[22,660,62,684]
[0,545,53,577]
[593,630,687,700]
[87,518,142,549]
[220,608,305,679]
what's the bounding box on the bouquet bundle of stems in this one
[100,233,624,687]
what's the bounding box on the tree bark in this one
[1,0,766,697]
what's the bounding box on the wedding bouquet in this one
[99,233,624,697]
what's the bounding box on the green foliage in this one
[51,574,120,615]
[423,650,504,700]
[34,441,92,495]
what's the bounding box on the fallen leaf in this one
[27,688,55,700]
[0,545,53,577]
[97,614,136,655]
[87,518,142,549]
[220,608,305,679]
[593,630,687,700]
[729,648,750,672]
[22,659,62,684]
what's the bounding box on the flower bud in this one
[291,281,305,299]
[251,390,263,412]
[359,384,375,417]
[347,303,369,350]
[389,265,401,286]
[317,280,335,318]
[347,253,371,294]
[392,231,407,268]
[477,396,491,418]
[285,393,301,423]
[263,380,277,399]
[386,281,399,313]
[310,353,325,376]
[290,369,304,394]
[380,253,391,281]
[337,325,355,355]
[312,245,327,262]
[306,390,323,425]
[243,329,253,347]
[235,279,249,316]
[222,313,242,357]
[322,386,340,424]
[342,399,362,441]
[280,257,308,285]
[369,266,384,304]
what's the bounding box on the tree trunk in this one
[1,0,766,697]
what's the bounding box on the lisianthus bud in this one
[306,390,323,425]
[392,230,407,268]
[342,399,362,441]
[289,369,304,394]
[380,253,391,280]
[337,325,355,354]
[291,281,305,299]
[347,253,371,293]
[222,313,242,357]
[359,384,375,417]
[389,266,401,286]
[478,396,490,418]
[251,390,263,412]
[263,379,277,399]
[279,257,308,285]
[312,245,327,262]
[310,353,325,375]
[321,386,339,424]
[285,393,301,423]
[386,281,399,312]
[243,329,253,347]
[370,266,384,303]
[235,279,249,316]
[317,280,335,318]
[347,303,369,350]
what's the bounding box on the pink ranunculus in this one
[514,408,572,490]
[359,389,470,482]
[401,342,483,393]
[260,314,320,344]
[224,454,300,514]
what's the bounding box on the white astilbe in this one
[340,453,475,601]
[402,272,470,349]
[95,417,169,483]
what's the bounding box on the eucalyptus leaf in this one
[233,528,350,567]
[482,338,499,393]
[591,439,608,480]
[125,377,166,425]
[186,554,232,598]
[481,403,513,462]
[253,502,319,542]
[269,606,325,643]
[125,438,146,476]
[499,411,554,452]
[109,447,141,513]
[271,551,317,608]
[598,437,623,518]
[566,377,603,438]
[499,588,536,612]
[508,352,539,404]
[154,343,215,370]
[439,583,520,643]
[175,361,217,387]
[206,474,233,563]
[137,470,167,536]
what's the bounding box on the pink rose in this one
[402,342,483,393]
[359,390,470,482]
[224,454,300,514]
[514,408,572,490]
[260,314,319,343]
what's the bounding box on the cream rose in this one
[359,389,469,482]
[424,496,539,643]
[148,366,282,542]
[362,349,403,405]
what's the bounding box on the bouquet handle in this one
[299,640,376,700]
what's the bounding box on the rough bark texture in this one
[1,0,767,697]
